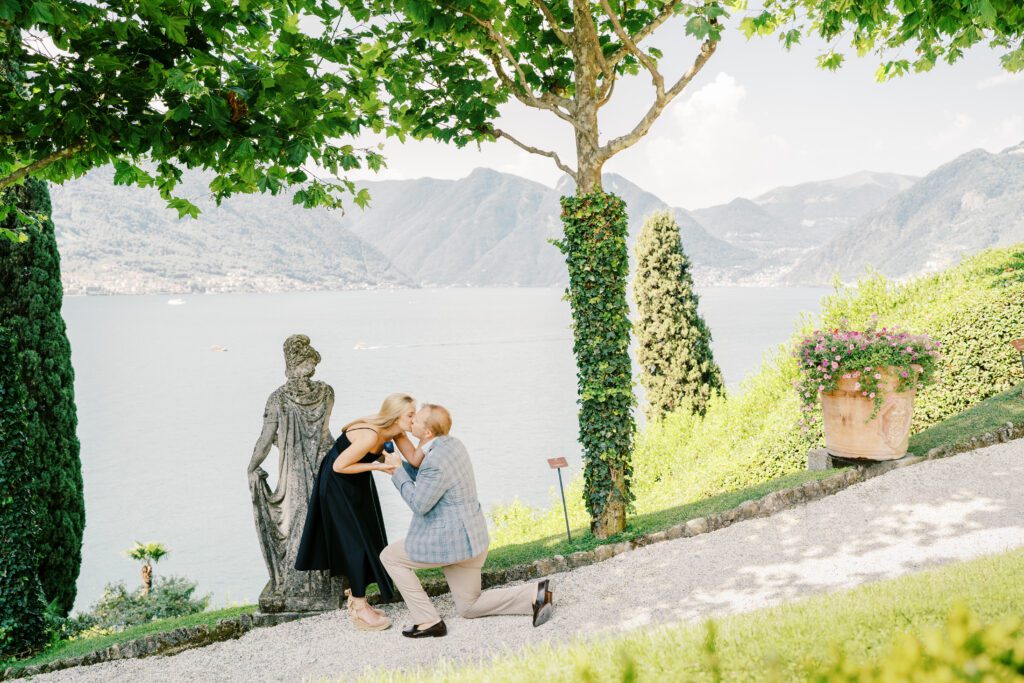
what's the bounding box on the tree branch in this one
[529,0,571,45]
[599,0,663,96]
[455,4,574,118]
[597,68,616,108]
[485,52,577,125]
[608,0,686,68]
[0,143,87,191]
[493,127,577,180]
[601,37,717,159]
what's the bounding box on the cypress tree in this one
[0,321,49,657]
[0,179,85,616]
[633,210,723,421]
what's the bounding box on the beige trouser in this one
[380,539,536,625]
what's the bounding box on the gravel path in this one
[30,442,1024,682]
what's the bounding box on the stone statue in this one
[248,334,344,612]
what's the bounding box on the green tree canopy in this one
[751,0,1024,79]
[351,0,740,190]
[0,0,387,241]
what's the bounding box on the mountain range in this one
[48,142,1024,294]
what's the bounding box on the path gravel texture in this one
[30,442,1024,682]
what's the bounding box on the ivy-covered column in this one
[555,191,635,538]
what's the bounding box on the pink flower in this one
[869,392,875,398]
[842,373,852,379]
[853,382,861,389]
[834,355,841,361]
[874,373,881,380]
[831,362,839,369]
[862,391,868,396]
[865,366,872,372]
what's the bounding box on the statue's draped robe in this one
[251,380,334,594]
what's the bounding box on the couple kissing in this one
[294,394,555,637]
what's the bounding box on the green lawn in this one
[3,605,257,674]
[372,548,1024,682]
[908,381,1024,455]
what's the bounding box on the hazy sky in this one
[346,16,1023,210]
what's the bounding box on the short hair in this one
[420,403,452,436]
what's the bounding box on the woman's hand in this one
[376,461,397,475]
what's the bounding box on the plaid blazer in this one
[391,435,490,564]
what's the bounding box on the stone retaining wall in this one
[7,421,1020,681]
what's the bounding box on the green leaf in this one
[29,0,54,23]
[167,197,200,219]
[685,16,711,39]
[163,16,188,45]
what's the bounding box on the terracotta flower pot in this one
[820,368,915,460]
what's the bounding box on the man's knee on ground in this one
[454,599,483,619]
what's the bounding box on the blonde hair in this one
[420,403,452,437]
[343,393,416,433]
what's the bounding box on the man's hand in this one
[383,449,402,474]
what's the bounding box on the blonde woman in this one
[295,393,417,631]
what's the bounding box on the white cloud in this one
[977,72,1024,89]
[611,72,792,208]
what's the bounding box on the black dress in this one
[295,428,394,600]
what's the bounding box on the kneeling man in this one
[381,403,553,638]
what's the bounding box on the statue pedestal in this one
[258,576,346,613]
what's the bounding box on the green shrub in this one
[812,604,1024,682]
[66,576,210,636]
[489,246,1024,545]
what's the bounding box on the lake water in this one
[63,286,828,612]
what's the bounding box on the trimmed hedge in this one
[0,179,84,616]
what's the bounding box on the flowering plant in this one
[794,321,941,425]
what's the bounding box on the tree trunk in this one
[141,564,153,596]
[571,0,604,195]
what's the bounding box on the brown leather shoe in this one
[532,579,553,627]
[402,619,447,638]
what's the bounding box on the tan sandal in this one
[345,588,391,631]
